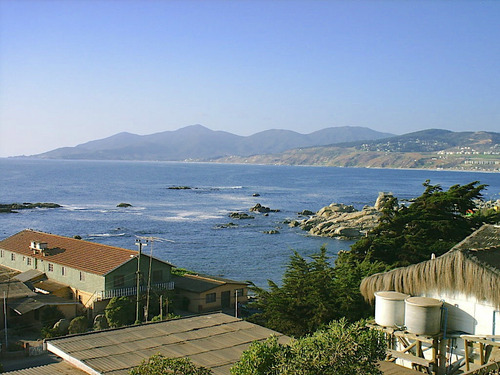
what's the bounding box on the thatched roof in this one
[360,224,500,308]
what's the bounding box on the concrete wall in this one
[0,248,105,294]
[426,291,499,335]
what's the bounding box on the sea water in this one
[1,159,499,287]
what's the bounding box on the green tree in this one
[331,252,387,322]
[68,316,89,334]
[129,354,213,375]
[231,319,386,375]
[248,246,386,336]
[248,246,338,337]
[105,296,136,328]
[351,181,493,266]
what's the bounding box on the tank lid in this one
[405,296,442,307]
[375,291,409,300]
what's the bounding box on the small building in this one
[0,230,174,315]
[44,312,289,375]
[361,224,500,336]
[173,273,249,314]
[0,266,80,330]
[360,224,500,373]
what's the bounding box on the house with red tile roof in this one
[0,230,174,315]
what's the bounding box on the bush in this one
[231,319,386,375]
[68,316,89,334]
[105,296,136,327]
[130,354,212,375]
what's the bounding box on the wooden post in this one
[479,342,485,365]
[438,338,447,374]
[432,338,439,375]
[464,339,470,371]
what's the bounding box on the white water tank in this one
[374,291,409,327]
[405,297,442,335]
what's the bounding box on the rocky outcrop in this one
[229,212,254,219]
[0,202,61,213]
[290,193,393,239]
[250,203,280,213]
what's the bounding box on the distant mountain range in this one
[30,126,500,171]
[32,125,393,161]
[216,129,500,172]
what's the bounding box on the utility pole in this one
[235,289,238,318]
[135,239,147,323]
[3,291,7,349]
[160,295,163,321]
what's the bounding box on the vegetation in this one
[105,296,136,327]
[129,355,212,375]
[248,181,498,336]
[351,180,498,266]
[171,267,197,276]
[40,305,66,338]
[130,320,385,375]
[231,319,385,375]
[68,316,89,334]
[247,247,385,337]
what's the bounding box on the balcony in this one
[96,281,174,301]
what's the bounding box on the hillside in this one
[32,125,393,161]
[215,130,500,172]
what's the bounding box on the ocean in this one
[1,159,499,288]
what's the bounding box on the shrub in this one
[68,316,89,334]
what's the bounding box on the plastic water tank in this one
[404,297,442,335]
[374,291,409,327]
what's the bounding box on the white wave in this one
[62,205,90,211]
[88,233,126,238]
[193,186,244,191]
[149,210,225,222]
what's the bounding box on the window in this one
[27,257,32,266]
[114,275,125,288]
[205,293,216,304]
[61,266,66,276]
[11,253,15,261]
[48,263,54,272]
[80,271,85,281]
[153,270,162,282]
[235,288,244,297]
[0,250,3,258]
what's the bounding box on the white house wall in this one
[426,291,497,335]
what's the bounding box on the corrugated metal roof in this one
[3,361,86,374]
[0,280,36,299]
[8,294,80,315]
[0,230,173,276]
[173,274,248,293]
[47,313,289,375]
[33,279,71,293]
[12,269,45,283]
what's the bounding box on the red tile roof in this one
[0,230,140,276]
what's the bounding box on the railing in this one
[96,281,174,301]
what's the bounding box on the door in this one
[221,291,230,309]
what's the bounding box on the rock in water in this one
[293,197,385,239]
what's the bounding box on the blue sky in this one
[1,0,499,157]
